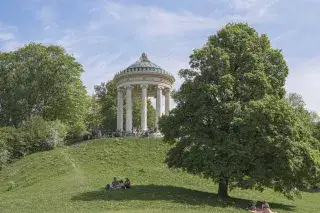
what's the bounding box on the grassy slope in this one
[0,138,319,213]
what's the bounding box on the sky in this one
[0,0,320,113]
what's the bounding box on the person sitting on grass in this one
[261,201,277,213]
[112,177,119,188]
[248,201,277,213]
[119,180,125,189]
[124,178,131,189]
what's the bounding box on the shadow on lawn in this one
[71,184,295,211]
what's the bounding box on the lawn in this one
[0,137,319,213]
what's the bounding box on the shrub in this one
[0,127,26,160]
[0,117,68,168]
[46,120,68,148]
[0,140,10,169]
[20,116,68,153]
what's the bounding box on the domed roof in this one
[127,53,162,69]
[114,53,174,79]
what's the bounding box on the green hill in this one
[0,138,319,213]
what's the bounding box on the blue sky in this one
[0,0,320,113]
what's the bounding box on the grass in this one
[0,137,319,213]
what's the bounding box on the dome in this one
[114,53,174,78]
[127,53,162,69]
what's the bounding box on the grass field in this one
[0,137,319,213]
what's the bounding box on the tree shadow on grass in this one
[71,184,295,211]
[302,187,320,193]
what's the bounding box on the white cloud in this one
[89,2,228,37]
[56,30,85,50]
[228,0,279,22]
[81,52,124,93]
[1,41,23,51]
[0,22,21,51]
[272,29,297,43]
[231,0,261,10]
[0,32,14,41]
[36,6,58,30]
[0,22,17,41]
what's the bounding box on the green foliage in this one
[85,96,103,135]
[234,97,320,196]
[0,116,67,169]
[0,43,89,135]
[93,80,156,132]
[133,97,156,129]
[0,140,10,169]
[0,126,26,159]
[94,81,117,132]
[286,93,306,109]
[314,121,320,140]
[0,138,320,213]
[286,93,320,141]
[147,99,156,129]
[159,23,320,198]
[20,116,67,153]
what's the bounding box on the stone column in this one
[164,88,171,115]
[155,86,163,130]
[141,84,148,131]
[117,88,123,131]
[125,85,133,132]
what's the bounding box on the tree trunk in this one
[218,177,229,198]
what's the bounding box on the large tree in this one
[159,23,320,198]
[0,43,89,135]
[94,80,156,132]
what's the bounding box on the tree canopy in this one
[286,92,320,141]
[159,23,320,198]
[0,43,89,135]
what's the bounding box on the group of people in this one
[105,177,131,191]
[249,201,277,213]
[104,178,275,213]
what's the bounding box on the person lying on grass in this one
[105,184,112,192]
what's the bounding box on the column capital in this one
[156,85,164,90]
[117,87,124,93]
[125,85,133,90]
[140,84,148,89]
[163,87,171,93]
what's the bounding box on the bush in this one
[20,116,68,153]
[0,140,10,169]
[0,127,26,169]
[0,117,68,168]
[0,126,26,162]
[46,120,68,148]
